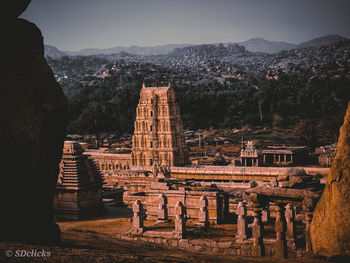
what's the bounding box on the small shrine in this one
[54,141,105,220]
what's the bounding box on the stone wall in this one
[85,150,131,171]
[125,182,228,224]
[171,166,292,181]
[144,187,227,224]
[115,232,306,258]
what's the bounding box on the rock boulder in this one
[1,0,31,20]
[311,102,350,258]
[0,1,67,244]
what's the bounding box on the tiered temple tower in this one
[131,84,188,167]
[54,141,105,220]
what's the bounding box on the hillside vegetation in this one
[46,36,350,147]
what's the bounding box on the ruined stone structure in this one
[131,84,188,167]
[244,184,320,258]
[261,203,270,223]
[124,180,228,224]
[236,202,248,242]
[132,200,144,235]
[85,149,131,171]
[261,146,309,166]
[157,193,169,222]
[237,142,309,167]
[54,141,105,220]
[0,0,67,243]
[252,209,265,256]
[174,201,186,239]
[315,143,337,167]
[285,204,296,249]
[275,204,287,258]
[240,141,261,166]
[199,195,210,228]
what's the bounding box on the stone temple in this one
[54,141,105,220]
[131,83,188,167]
[60,83,334,259]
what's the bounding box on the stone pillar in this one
[174,201,186,239]
[252,209,265,256]
[303,197,314,257]
[304,212,313,257]
[157,194,168,222]
[262,203,270,223]
[199,195,209,229]
[285,204,296,249]
[275,204,287,258]
[236,202,248,242]
[132,200,144,234]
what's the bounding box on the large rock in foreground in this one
[1,0,31,20]
[0,3,67,243]
[311,102,350,258]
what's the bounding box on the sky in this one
[21,0,350,51]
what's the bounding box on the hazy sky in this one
[21,0,350,51]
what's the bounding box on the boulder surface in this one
[0,0,67,243]
[311,102,350,258]
[1,0,31,20]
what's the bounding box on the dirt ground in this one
[0,205,329,263]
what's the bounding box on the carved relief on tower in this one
[131,84,188,167]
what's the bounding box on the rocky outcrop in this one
[1,1,31,20]
[311,102,350,258]
[0,1,67,243]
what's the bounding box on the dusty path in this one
[0,235,327,263]
[0,206,327,262]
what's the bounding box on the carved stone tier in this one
[131,84,188,167]
[53,141,105,220]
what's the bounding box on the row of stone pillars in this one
[157,194,210,228]
[132,195,210,238]
[236,202,299,258]
[133,198,311,258]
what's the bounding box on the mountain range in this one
[236,37,297,54]
[44,34,349,59]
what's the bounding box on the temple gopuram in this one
[131,83,188,167]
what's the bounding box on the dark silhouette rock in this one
[0,1,67,244]
[311,102,350,258]
[1,0,31,20]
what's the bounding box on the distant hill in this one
[238,37,297,54]
[298,34,349,49]
[63,44,192,56]
[46,34,350,142]
[44,45,67,59]
[45,34,350,59]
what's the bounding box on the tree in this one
[294,119,319,149]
